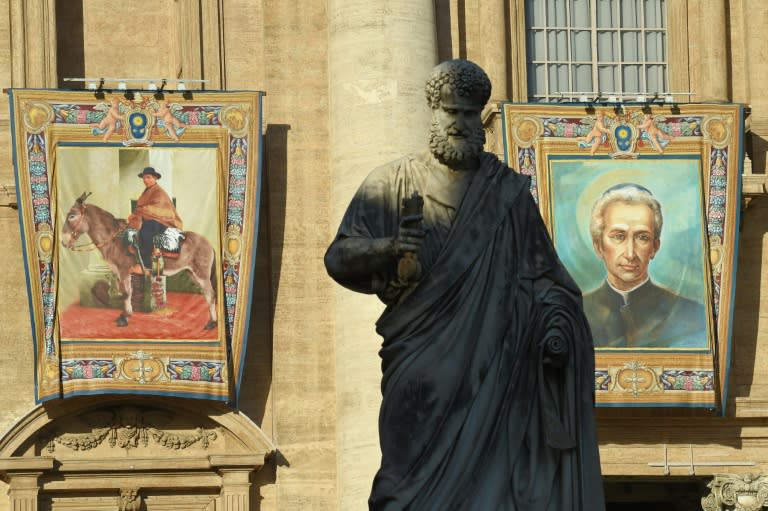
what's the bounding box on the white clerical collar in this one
[606,276,649,306]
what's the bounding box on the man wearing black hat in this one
[128,167,183,274]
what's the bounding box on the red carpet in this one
[60,292,218,340]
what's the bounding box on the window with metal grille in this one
[526,0,667,102]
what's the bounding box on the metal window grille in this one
[525,0,667,102]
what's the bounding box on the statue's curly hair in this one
[425,59,492,109]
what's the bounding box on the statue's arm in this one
[325,220,425,293]
[324,236,395,293]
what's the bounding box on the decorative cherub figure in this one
[153,100,187,141]
[91,97,122,143]
[638,113,673,153]
[577,111,611,155]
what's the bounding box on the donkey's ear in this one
[76,191,92,204]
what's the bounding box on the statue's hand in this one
[393,214,425,256]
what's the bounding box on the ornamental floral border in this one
[501,103,743,411]
[9,90,264,405]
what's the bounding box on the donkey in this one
[60,192,218,329]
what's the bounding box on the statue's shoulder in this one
[480,152,531,202]
[363,152,426,185]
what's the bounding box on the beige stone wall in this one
[0,0,37,444]
[259,0,336,509]
[328,2,438,508]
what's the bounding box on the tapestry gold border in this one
[8,89,264,404]
[501,102,743,411]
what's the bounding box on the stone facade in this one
[1,1,768,509]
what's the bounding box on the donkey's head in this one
[60,192,92,249]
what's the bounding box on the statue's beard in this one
[429,121,485,167]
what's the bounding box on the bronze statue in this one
[325,59,604,510]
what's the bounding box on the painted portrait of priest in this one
[547,159,712,349]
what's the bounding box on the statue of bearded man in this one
[325,59,604,511]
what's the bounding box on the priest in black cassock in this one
[325,59,605,511]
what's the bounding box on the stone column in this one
[210,455,260,511]
[9,0,57,87]
[328,2,437,509]
[218,469,251,511]
[692,0,728,101]
[0,457,54,511]
[478,0,509,103]
[7,473,42,511]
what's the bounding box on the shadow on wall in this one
[237,124,292,506]
[56,0,85,89]
[603,476,710,511]
[729,193,767,402]
[747,132,767,176]
[236,124,289,431]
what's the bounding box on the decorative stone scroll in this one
[701,473,768,511]
[119,488,141,511]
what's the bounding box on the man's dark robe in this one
[328,150,604,510]
[583,280,708,348]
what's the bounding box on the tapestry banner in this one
[501,102,743,411]
[8,89,264,405]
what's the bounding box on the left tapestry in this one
[8,89,264,404]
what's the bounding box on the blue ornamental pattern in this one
[60,359,117,380]
[26,133,56,355]
[168,360,225,382]
[660,370,715,391]
[517,148,538,202]
[224,137,248,338]
[51,104,104,124]
[613,124,633,152]
[127,112,149,139]
[707,148,728,238]
[594,370,611,391]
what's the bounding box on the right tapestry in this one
[502,103,743,411]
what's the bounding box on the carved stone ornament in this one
[44,405,218,453]
[701,473,768,511]
[119,488,142,511]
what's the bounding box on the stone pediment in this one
[0,397,275,510]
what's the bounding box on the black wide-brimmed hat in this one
[137,166,162,179]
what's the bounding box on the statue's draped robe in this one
[330,151,604,511]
